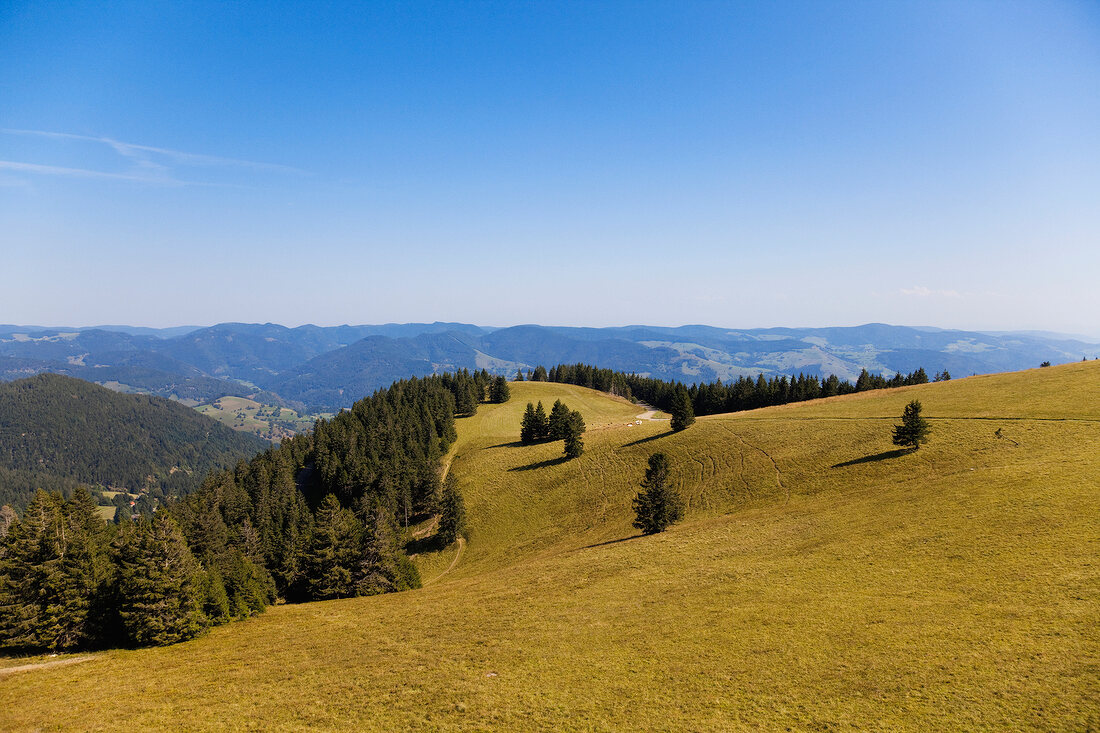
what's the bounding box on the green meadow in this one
[195,396,322,441]
[3,362,1097,731]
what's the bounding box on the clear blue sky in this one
[2,1,1098,335]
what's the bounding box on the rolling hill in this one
[0,374,267,510]
[2,322,1097,413]
[2,361,1096,730]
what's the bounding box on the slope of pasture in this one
[436,381,789,578]
[2,363,1097,731]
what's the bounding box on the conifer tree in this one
[548,399,572,440]
[300,494,361,600]
[520,402,538,445]
[0,488,111,651]
[57,486,111,648]
[669,386,695,432]
[0,490,66,650]
[632,453,683,535]
[533,365,548,382]
[113,514,207,647]
[534,401,550,440]
[515,369,525,381]
[892,399,931,450]
[200,567,232,624]
[563,410,586,459]
[437,475,466,546]
[489,375,510,403]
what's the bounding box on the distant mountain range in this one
[1,322,1096,412]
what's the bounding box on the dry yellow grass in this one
[2,362,1097,731]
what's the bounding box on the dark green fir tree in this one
[113,513,207,647]
[892,400,931,450]
[632,453,684,535]
[669,386,696,432]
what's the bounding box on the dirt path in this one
[635,403,666,421]
[0,656,92,676]
[419,444,465,585]
[424,537,465,587]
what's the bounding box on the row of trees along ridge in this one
[0,369,504,652]
[538,363,945,417]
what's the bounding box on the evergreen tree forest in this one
[0,373,266,511]
[0,370,504,652]
[544,363,933,418]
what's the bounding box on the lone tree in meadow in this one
[669,386,695,432]
[632,453,684,535]
[892,399,931,450]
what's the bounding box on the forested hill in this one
[0,374,266,509]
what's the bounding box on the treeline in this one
[0,369,503,652]
[542,363,944,417]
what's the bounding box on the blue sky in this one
[2,1,1098,335]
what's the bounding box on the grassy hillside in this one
[2,362,1097,730]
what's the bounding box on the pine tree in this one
[563,411,586,459]
[632,453,683,534]
[0,490,66,650]
[454,381,478,415]
[548,399,572,440]
[200,566,232,624]
[489,375,510,403]
[300,494,361,600]
[533,365,548,382]
[56,486,111,649]
[520,402,538,445]
[437,475,466,545]
[113,514,207,647]
[669,386,695,432]
[534,401,550,440]
[892,400,931,450]
[0,488,111,651]
[515,369,525,382]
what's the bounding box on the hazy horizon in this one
[3,318,1099,343]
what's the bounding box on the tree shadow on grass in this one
[405,533,446,555]
[831,449,910,468]
[508,455,569,472]
[487,441,525,449]
[583,534,644,550]
[621,430,674,449]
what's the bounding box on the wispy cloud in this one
[0,128,305,185]
[900,285,962,298]
[0,159,166,182]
